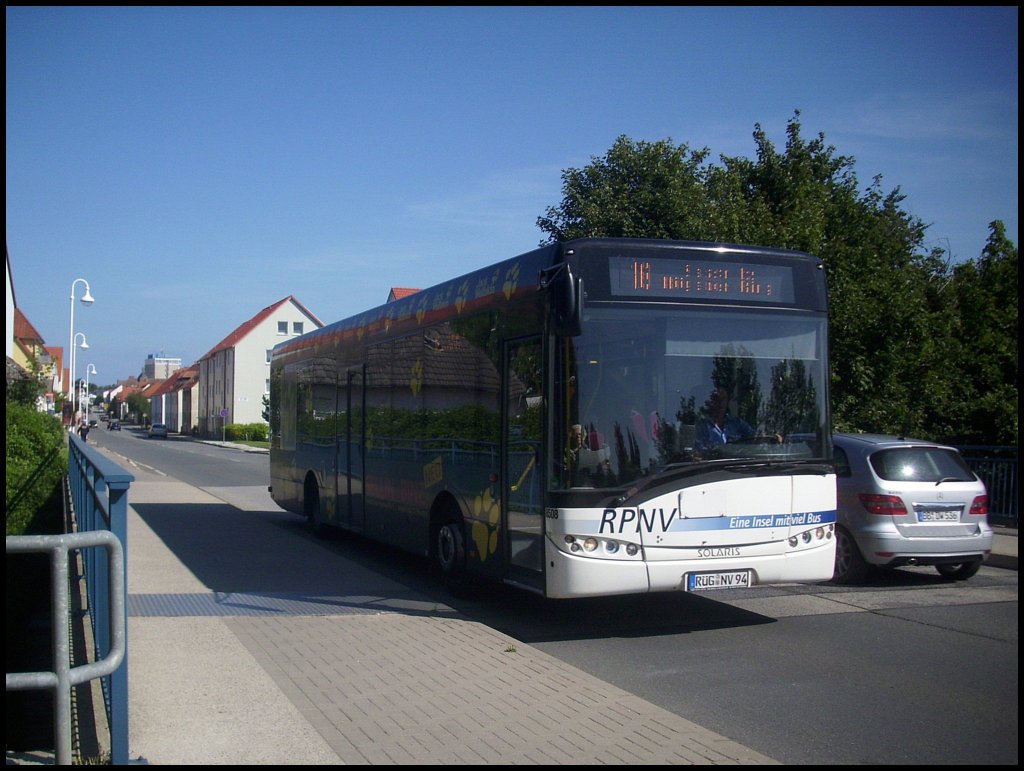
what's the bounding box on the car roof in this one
[833,432,955,451]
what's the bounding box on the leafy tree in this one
[536,111,1017,443]
[942,221,1019,444]
[6,369,43,407]
[537,137,715,241]
[127,393,149,424]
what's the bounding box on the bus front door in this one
[337,365,366,532]
[503,338,545,589]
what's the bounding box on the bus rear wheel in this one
[435,518,467,590]
[304,476,331,539]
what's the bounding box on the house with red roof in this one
[12,307,62,415]
[196,296,322,437]
[146,364,200,433]
[387,287,420,302]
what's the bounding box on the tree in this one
[127,393,150,425]
[6,367,43,407]
[942,221,1019,444]
[537,137,715,241]
[536,111,1017,443]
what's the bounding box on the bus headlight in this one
[790,525,834,549]
[563,534,641,559]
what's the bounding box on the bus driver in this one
[694,385,754,451]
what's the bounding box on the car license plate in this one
[684,570,752,591]
[917,510,961,522]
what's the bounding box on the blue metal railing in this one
[66,432,135,764]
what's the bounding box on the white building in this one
[142,353,182,380]
[197,295,322,437]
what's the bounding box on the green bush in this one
[224,422,269,442]
[6,401,67,536]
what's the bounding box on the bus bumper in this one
[544,537,835,599]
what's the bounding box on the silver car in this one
[148,423,168,439]
[832,433,992,584]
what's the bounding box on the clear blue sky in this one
[6,6,1018,385]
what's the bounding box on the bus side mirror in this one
[541,263,582,337]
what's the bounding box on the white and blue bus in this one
[269,238,836,598]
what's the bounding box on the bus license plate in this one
[685,570,752,591]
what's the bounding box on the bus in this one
[268,238,836,598]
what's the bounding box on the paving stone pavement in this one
[120,468,779,765]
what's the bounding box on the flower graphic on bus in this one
[503,263,521,300]
[455,279,470,314]
[471,486,500,561]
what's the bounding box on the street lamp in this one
[84,364,98,417]
[68,278,95,424]
[71,332,89,424]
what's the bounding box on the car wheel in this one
[832,526,868,584]
[935,559,982,581]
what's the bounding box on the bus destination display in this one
[609,255,795,304]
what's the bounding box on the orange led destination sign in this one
[609,255,795,304]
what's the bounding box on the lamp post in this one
[84,364,98,418]
[71,332,89,425]
[68,278,95,425]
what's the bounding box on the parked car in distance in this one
[148,423,168,439]
[832,433,992,584]
[108,419,121,431]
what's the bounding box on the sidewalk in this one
[987,526,1018,570]
[116,453,784,765]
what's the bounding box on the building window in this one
[278,321,288,335]
[266,349,272,364]
[265,379,271,394]
[292,321,304,335]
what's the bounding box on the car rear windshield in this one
[869,447,976,483]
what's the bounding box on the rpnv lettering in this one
[600,507,677,534]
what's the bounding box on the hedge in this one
[6,402,67,536]
[224,422,269,442]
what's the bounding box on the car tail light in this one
[968,495,989,516]
[858,493,907,516]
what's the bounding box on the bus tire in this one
[435,517,467,591]
[304,475,331,539]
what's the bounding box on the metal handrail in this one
[5,531,125,766]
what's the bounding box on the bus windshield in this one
[556,305,829,490]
